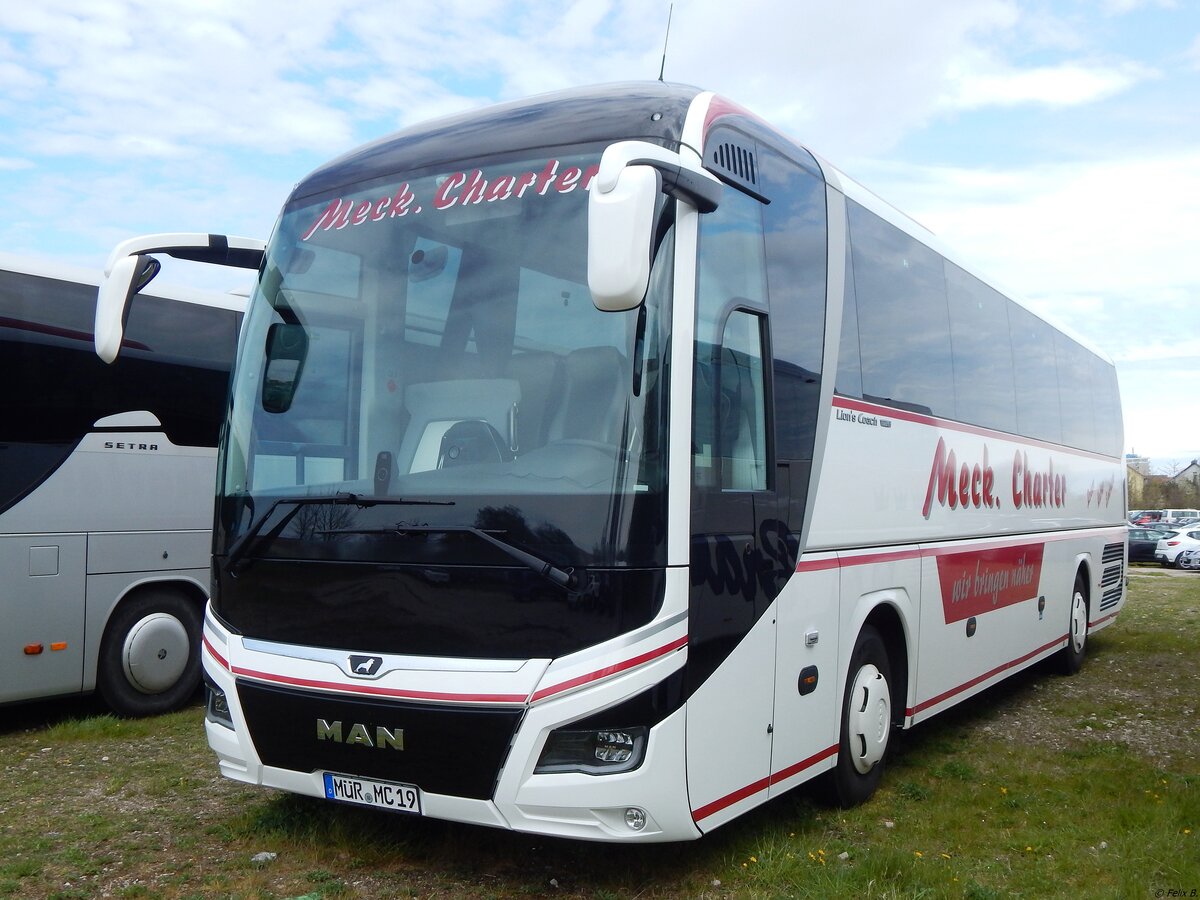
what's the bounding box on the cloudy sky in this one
[1,0,1196,469]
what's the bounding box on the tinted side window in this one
[759,146,827,462]
[1090,354,1123,457]
[694,189,767,490]
[119,295,241,448]
[0,269,98,511]
[835,217,864,398]
[847,201,954,417]
[1009,303,1062,445]
[945,263,1017,433]
[1055,333,1096,451]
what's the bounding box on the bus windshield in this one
[215,146,673,652]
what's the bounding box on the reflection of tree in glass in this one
[475,505,577,561]
[291,503,356,540]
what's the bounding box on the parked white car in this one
[1156,527,1200,567]
[1177,547,1200,570]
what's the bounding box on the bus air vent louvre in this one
[1099,541,1124,611]
[707,140,761,198]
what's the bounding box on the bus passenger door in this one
[686,308,779,828]
[0,534,87,704]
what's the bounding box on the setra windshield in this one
[216,145,673,589]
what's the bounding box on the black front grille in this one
[238,681,523,800]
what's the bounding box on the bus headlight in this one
[205,678,234,729]
[534,726,647,775]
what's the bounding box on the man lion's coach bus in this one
[1,252,242,715]
[96,82,1126,840]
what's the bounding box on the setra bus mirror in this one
[94,253,161,364]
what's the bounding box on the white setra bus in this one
[1,251,244,716]
[97,83,1126,840]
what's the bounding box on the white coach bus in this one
[1,252,243,716]
[97,82,1126,840]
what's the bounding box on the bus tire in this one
[97,589,203,717]
[826,625,893,808]
[1056,572,1089,676]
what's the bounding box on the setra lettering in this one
[103,441,159,452]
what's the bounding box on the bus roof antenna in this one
[657,3,674,82]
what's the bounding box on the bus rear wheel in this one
[826,625,893,807]
[97,589,202,717]
[1056,573,1089,675]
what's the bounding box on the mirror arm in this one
[593,141,723,213]
[627,158,722,213]
[104,232,265,276]
[96,232,267,364]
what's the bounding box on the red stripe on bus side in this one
[692,744,839,823]
[769,744,840,788]
[530,635,689,703]
[907,635,1066,716]
[1089,610,1120,629]
[691,775,770,823]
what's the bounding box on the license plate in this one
[321,772,421,814]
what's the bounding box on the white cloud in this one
[864,153,1200,302]
[1101,0,1177,14]
[941,58,1152,109]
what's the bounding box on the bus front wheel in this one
[97,589,203,717]
[826,625,893,807]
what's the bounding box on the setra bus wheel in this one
[97,589,203,717]
[826,624,893,808]
[1056,572,1089,676]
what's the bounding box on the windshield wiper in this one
[320,523,576,590]
[226,493,455,573]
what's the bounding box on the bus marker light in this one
[24,644,44,655]
[50,642,68,651]
[798,665,819,696]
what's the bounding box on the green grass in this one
[1,571,1196,898]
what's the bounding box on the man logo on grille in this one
[348,655,383,677]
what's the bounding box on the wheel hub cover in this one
[848,663,891,774]
[122,612,190,694]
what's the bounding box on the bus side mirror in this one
[587,164,661,313]
[95,232,265,364]
[262,323,309,414]
[587,141,724,313]
[95,254,161,364]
